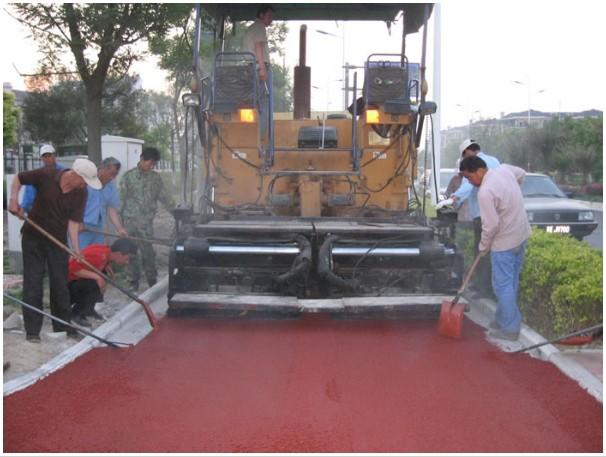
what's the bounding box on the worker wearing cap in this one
[243,4,274,143]
[451,139,500,294]
[120,147,175,291]
[21,144,65,213]
[8,158,101,342]
[459,155,530,341]
[452,139,500,246]
[78,157,128,250]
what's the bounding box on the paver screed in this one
[3,315,602,452]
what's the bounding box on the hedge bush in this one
[518,228,602,338]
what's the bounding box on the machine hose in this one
[317,235,358,291]
[274,235,312,283]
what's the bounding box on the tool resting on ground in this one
[4,293,130,348]
[513,323,603,354]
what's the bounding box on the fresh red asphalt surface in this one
[3,315,602,452]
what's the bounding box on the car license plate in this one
[546,225,570,234]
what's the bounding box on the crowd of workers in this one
[6,3,530,344]
[8,146,174,342]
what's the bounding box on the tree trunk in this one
[86,81,104,165]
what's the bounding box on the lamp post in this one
[512,80,545,127]
[316,24,346,110]
[455,104,480,136]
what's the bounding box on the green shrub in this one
[519,228,602,338]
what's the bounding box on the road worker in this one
[8,158,101,342]
[119,147,174,291]
[243,4,274,143]
[451,139,500,294]
[68,239,138,328]
[459,155,531,341]
[78,156,128,249]
[20,144,64,213]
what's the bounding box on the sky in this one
[2,1,605,129]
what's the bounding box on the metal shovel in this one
[437,253,483,339]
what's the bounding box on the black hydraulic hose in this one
[3,293,130,348]
[274,235,312,283]
[317,235,357,291]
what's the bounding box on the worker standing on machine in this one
[243,4,274,143]
[119,147,175,292]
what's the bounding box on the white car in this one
[522,173,597,240]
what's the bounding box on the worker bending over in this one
[459,155,530,341]
[8,158,100,342]
[68,239,138,328]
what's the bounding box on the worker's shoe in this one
[26,334,41,343]
[72,315,92,328]
[489,329,520,341]
[88,310,105,322]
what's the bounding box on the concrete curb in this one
[3,277,169,397]
[467,293,602,403]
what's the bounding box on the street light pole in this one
[512,80,545,127]
[316,27,347,110]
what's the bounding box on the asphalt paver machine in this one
[169,3,461,316]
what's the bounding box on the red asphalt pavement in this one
[3,315,602,452]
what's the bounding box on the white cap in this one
[459,138,479,156]
[72,158,102,190]
[39,144,56,155]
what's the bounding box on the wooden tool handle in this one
[22,215,158,329]
[451,253,484,306]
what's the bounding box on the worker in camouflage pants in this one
[120,147,174,291]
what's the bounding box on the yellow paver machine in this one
[169,3,462,316]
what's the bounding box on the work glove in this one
[435,198,454,210]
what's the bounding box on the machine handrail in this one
[352,72,359,171]
[364,53,410,105]
[212,51,259,112]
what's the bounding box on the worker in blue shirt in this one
[21,144,64,213]
[78,157,128,249]
[452,139,501,223]
[452,139,500,296]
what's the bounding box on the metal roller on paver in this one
[168,4,463,316]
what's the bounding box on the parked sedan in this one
[522,173,598,240]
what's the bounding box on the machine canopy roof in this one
[203,3,433,34]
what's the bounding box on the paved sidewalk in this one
[560,349,603,382]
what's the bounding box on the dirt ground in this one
[3,208,174,382]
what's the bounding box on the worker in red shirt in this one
[68,239,138,328]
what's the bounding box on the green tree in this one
[22,75,150,146]
[3,91,20,148]
[12,3,191,164]
[22,79,86,145]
